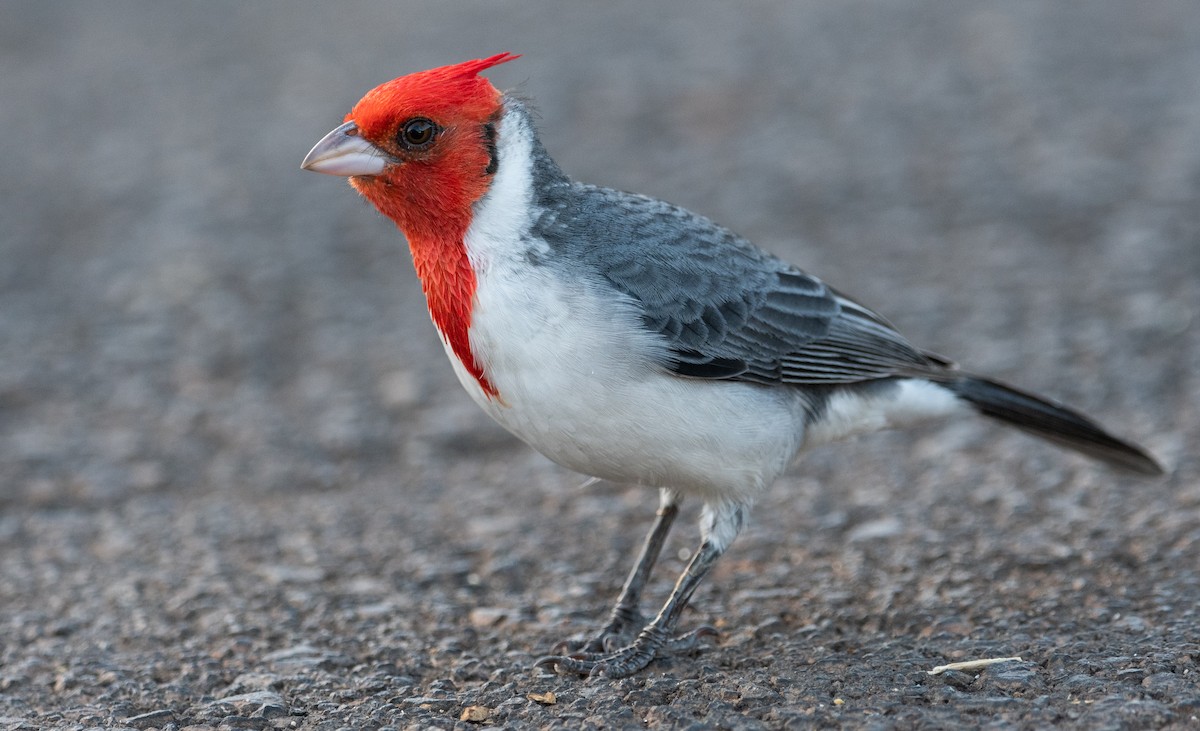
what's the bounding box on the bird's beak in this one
[301,121,390,176]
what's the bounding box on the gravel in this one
[2,2,1197,729]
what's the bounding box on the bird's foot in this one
[553,606,648,655]
[535,623,717,678]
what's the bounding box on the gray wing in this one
[540,185,946,385]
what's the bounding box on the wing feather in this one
[533,183,947,385]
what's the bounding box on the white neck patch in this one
[464,103,539,271]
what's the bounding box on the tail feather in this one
[940,375,1164,476]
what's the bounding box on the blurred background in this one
[2,1,1192,506]
[1,2,1198,725]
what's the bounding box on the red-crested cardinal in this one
[302,54,1164,677]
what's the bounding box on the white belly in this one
[441,264,810,503]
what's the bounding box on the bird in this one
[301,53,1164,677]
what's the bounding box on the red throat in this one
[345,54,522,399]
[411,233,496,399]
[354,177,498,399]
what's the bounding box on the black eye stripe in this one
[482,122,498,175]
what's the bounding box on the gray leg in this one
[569,488,681,653]
[538,501,745,677]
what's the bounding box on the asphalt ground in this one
[1,2,1197,729]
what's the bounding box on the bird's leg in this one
[563,489,680,654]
[538,501,745,678]
[541,536,724,677]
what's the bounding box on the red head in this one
[350,52,519,145]
[305,53,519,238]
[302,53,521,398]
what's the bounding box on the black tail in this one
[940,375,1164,476]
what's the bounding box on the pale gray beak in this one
[301,121,390,176]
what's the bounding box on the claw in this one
[664,624,718,652]
[534,652,601,676]
[536,624,718,678]
[550,638,582,655]
[532,654,570,673]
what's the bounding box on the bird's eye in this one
[399,118,438,149]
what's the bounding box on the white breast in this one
[436,105,807,502]
[446,253,809,502]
